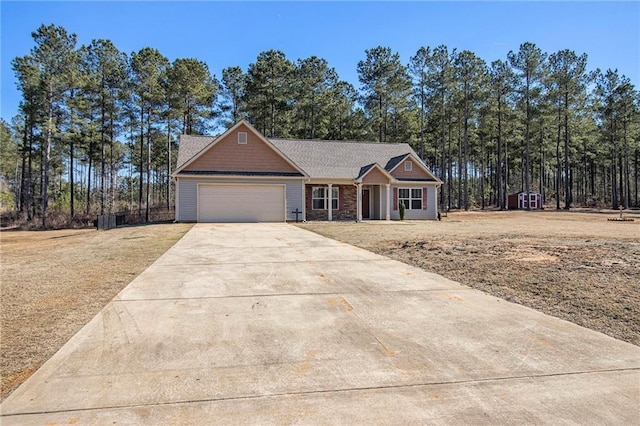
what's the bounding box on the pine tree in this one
[219,66,246,128]
[508,42,546,209]
[357,46,412,143]
[28,24,78,227]
[244,50,296,137]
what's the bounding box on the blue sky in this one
[2,1,638,122]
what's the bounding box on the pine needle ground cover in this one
[299,210,640,347]
[0,223,193,401]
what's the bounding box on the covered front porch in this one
[358,184,391,221]
[304,182,391,222]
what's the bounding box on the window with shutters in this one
[398,188,422,210]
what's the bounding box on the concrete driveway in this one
[2,223,639,424]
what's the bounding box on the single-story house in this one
[508,191,542,210]
[173,120,443,223]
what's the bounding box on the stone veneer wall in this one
[305,184,357,221]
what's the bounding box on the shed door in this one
[198,184,285,222]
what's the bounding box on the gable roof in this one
[175,120,442,183]
[174,120,307,177]
[385,151,438,180]
[356,162,396,183]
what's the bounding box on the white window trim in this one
[312,186,339,210]
[398,187,422,210]
[404,160,412,171]
[238,132,247,144]
[312,187,326,210]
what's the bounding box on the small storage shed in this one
[508,191,542,210]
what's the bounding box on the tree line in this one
[1,24,638,227]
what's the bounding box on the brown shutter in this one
[423,187,428,210]
[393,187,398,211]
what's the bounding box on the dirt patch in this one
[298,210,640,346]
[0,223,193,401]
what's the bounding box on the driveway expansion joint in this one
[3,368,637,419]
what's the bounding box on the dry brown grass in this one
[298,210,640,346]
[0,223,193,401]
[2,211,638,402]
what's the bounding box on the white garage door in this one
[197,184,285,222]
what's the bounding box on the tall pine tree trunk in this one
[497,96,503,209]
[69,89,75,219]
[480,134,485,209]
[563,91,571,209]
[138,105,144,216]
[539,120,544,205]
[86,136,93,216]
[524,70,531,210]
[109,114,115,214]
[556,102,562,210]
[504,130,509,209]
[146,110,151,222]
[19,117,28,214]
[43,86,54,228]
[100,93,106,216]
[440,93,446,209]
[167,120,171,210]
[457,112,462,208]
[623,119,629,209]
[634,148,638,207]
[463,97,469,211]
[447,116,453,211]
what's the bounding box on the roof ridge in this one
[269,137,410,146]
[180,134,218,139]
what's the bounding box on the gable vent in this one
[404,160,412,171]
[238,132,247,144]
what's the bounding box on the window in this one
[398,187,422,210]
[238,132,247,144]
[312,186,339,210]
[312,187,326,210]
[404,160,413,171]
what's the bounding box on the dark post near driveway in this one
[291,208,302,223]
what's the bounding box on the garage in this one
[197,184,286,223]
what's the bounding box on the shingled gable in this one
[386,152,439,181]
[356,163,395,184]
[174,120,306,177]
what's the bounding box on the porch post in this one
[327,184,333,221]
[357,183,362,222]
[385,184,391,221]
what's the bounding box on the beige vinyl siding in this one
[183,123,299,174]
[361,167,391,184]
[391,162,433,180]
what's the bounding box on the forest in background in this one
[1,24,638,228]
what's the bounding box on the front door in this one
[362,189,370,219]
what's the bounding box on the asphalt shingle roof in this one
[268,138,417,179]
[176,132,432,181]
